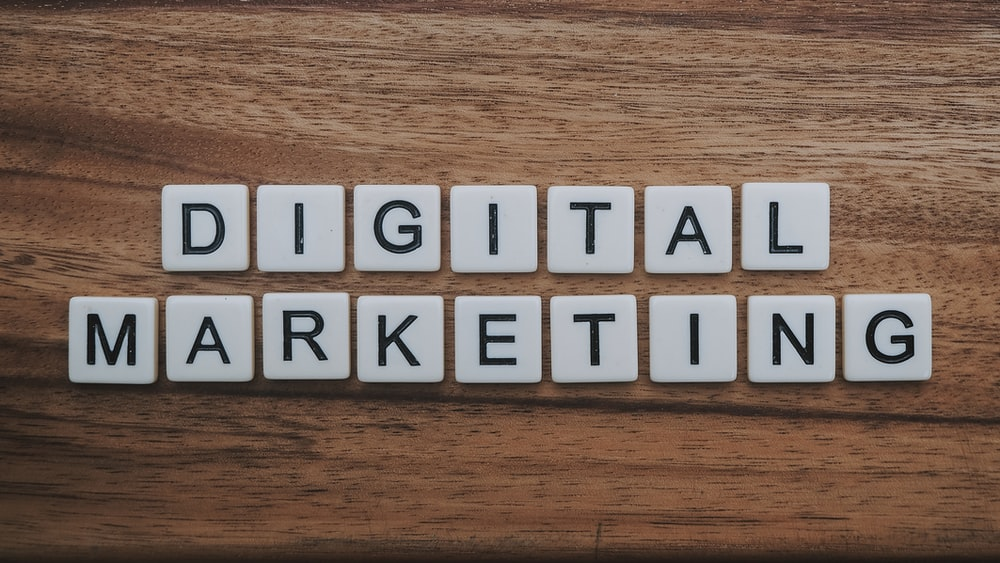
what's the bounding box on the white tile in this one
[747,295,836,383]
[68,297,158,384]
[550,295,638,383]
[649,295,737,383]
[454,296,542,383]
[546,186,634,273]
[166,295,254,382]
[262,292,351,380]
[843,293,932,382]
[450,185,538,273]
[741,182,829,271]
[644,186,732,274]
[257,185,345,272]
[353,185,441,271]
[356,295,444,382]
[162,184,249,271]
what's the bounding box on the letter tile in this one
[68,297,158,384]
[262,292,351,380]
[450,185,538,272]
[454,296,542,383]
[747,295,836,383]
[741,182,829,271]
[257,185,345,272]
[162,184,249,271]
[550,295,638,383]
[644,186,732,273]
[353,185,440,271]
[843,293,932,381]
[166,295,254,382]
[356,295,444,382]
[547,186,634,273]
[649,295,737,382]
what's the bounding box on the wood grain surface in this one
[2,0,999,560]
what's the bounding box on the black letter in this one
[182,203,225,255]
[772,313,813,365]
[666,206,712,255]
[488,203,499,256]
[479,314,516,366]
[283,310,327,361]
[374,200,422,254]
[87,313,136,366]
[294,202,305,255]
[866,310,915,364]
[569,202,612,254]
[689,313,700,365]
[378,314,420,366]
[186,316,231,364]
[769,201,803,254]
[573,313,616,366]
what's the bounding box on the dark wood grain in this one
[1,1,999,560]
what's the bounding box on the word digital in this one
[68,183,932,385]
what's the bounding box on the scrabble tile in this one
[257,185,345,272]
[644,186,732,274]
[353,185,441,272]
[741,182,829,271]
[166,295,254,382]
[450,185,538,273]
[68,297,158,384]
[649,295,737,382]
[547,186,634,273]
[550,295,638,383]
[356,295,444,382]
[843,293,932,381]
[162,184,249,271]
[454,296,542,383]
[262,292,351,380]
[747,295,836,383]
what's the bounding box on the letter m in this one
[87,313,137,366]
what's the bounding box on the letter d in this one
[182,203,225,254]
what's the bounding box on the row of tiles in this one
[163,183,830,273]
[70,293,930,385]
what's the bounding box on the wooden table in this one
[2,1,998,560]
